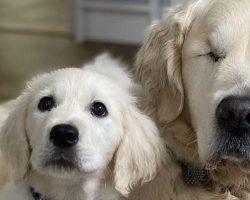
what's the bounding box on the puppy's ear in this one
[136,2,200,123]
[85,53,132,89]
[0,94,30,180]
[114,106,165,196]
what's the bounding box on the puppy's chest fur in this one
[27,171,115,200]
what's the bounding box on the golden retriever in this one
[134,0,250,199]
[0,54,165,200]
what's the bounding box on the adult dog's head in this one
[0,54,164,196]
[136,0,250,178]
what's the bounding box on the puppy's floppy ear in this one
[114,105,165,196]
[0,94,30,180]
[136,2,201,123]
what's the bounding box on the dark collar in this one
[180,161,210,186]
[30,187,49,200]
[166,145,210,186]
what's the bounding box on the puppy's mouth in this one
[44,150,79,171]
[45,158,76,170]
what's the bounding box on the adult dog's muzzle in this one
[216,96,250,135]
[215,96,250,161]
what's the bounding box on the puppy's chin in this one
[42,166,81,179]
[32,157,105,179]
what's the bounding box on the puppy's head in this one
[137,0,250,171]
[0,54,164,196]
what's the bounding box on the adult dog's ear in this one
[114,106,165,196]
[136,3,199,123]
[0,94,30,181]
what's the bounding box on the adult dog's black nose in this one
[216,97,250,134]
[50,124,79,148]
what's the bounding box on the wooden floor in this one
[0,0,139,102]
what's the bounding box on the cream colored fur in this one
[0,54,165,200]
[0,101,14,189]
[135,0,250,199]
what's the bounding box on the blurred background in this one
[0,0,182,102]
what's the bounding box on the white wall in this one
[71,0,184,44]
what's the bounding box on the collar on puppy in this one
[180,162,209,186]
[30,187,49,200]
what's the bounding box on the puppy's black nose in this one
[50,124,79,148]
[216,97,250,135]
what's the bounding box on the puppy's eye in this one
[38,96,56,112]
[207,52,224,62]
[90,101,108,118]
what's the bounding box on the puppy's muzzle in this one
[50,124,79,148]
[216,96,250,135]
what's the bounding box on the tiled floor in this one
[0,0,139,102]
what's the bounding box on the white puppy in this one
[0,54,165,200]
